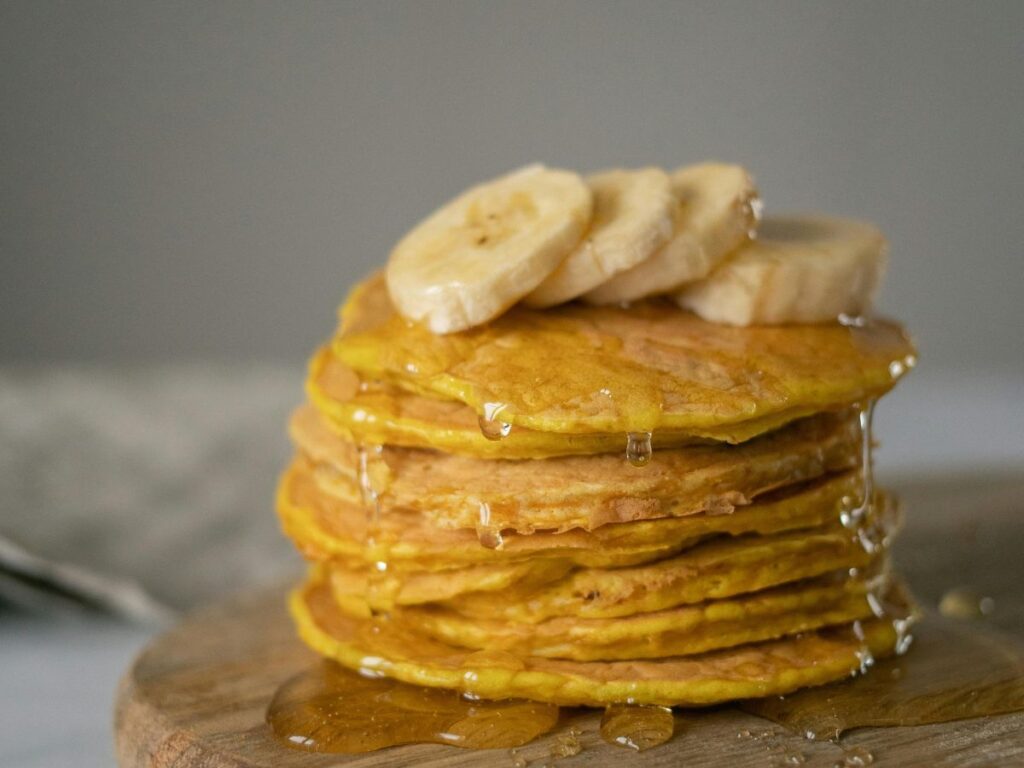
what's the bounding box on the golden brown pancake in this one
[383,574,883,661]
[308,346,839,458]
[278,461,880,570]
[291,573,911,707]
[328,557,575,611]
[333,274,914,436]
[437,527,883,622]
[290,405,862,532]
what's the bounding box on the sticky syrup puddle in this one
[267,614,1024,755]
[267,661,559,752]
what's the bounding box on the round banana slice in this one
[676,215,887,326]
[584,163,760,304]
[385,164,592,334]
[522,168,675,308]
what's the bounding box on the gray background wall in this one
[3,1,1022,374]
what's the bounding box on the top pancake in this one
[307,346,824,459]
[334,274,915,436]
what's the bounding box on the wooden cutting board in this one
[114,472,1024,767]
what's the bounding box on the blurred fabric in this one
[0,365,302,623]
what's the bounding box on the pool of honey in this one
[267,661,558,751]
[267,613,1024,755]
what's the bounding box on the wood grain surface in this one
[114,471,1024,767]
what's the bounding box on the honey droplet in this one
[599,703,674,751]
[267,661,559,753]
[476,501,505,550]
[625,431,653,467]
[479,402,512,441]
[839,401,875,530]
[477,528,505,550]
[740,615,1024,740]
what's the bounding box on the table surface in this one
[2,368,1022,768]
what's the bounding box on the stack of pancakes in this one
[280,274,917,706]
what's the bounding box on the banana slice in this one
[522,168,675,308]
[675,215,887,326]
[584,163,760,304]
[385,164,592,334]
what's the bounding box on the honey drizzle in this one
[356,444,390,612]
[474,402,511,549]
[476,500,505,550]
[835,399,904,672]
[839,401,875,531]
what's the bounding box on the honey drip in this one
[740,615,1024,740]
[356,444,391,612]
[840,401,875,530]
[625,431,653,467]
[356,444,383,521]
[599,703,675,751]
[267,661,560,753]
[478,402,512,441]
[476,501,505,550]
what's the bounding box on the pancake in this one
[292,573,912,707]
[308,346,837,458]
[384,574,883,661]
[314,504,892,615]
[290,405,862,532]
[328,557,574,611]
[440,526,885,622]
[333,274,915,435]
[278,462,878,570]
